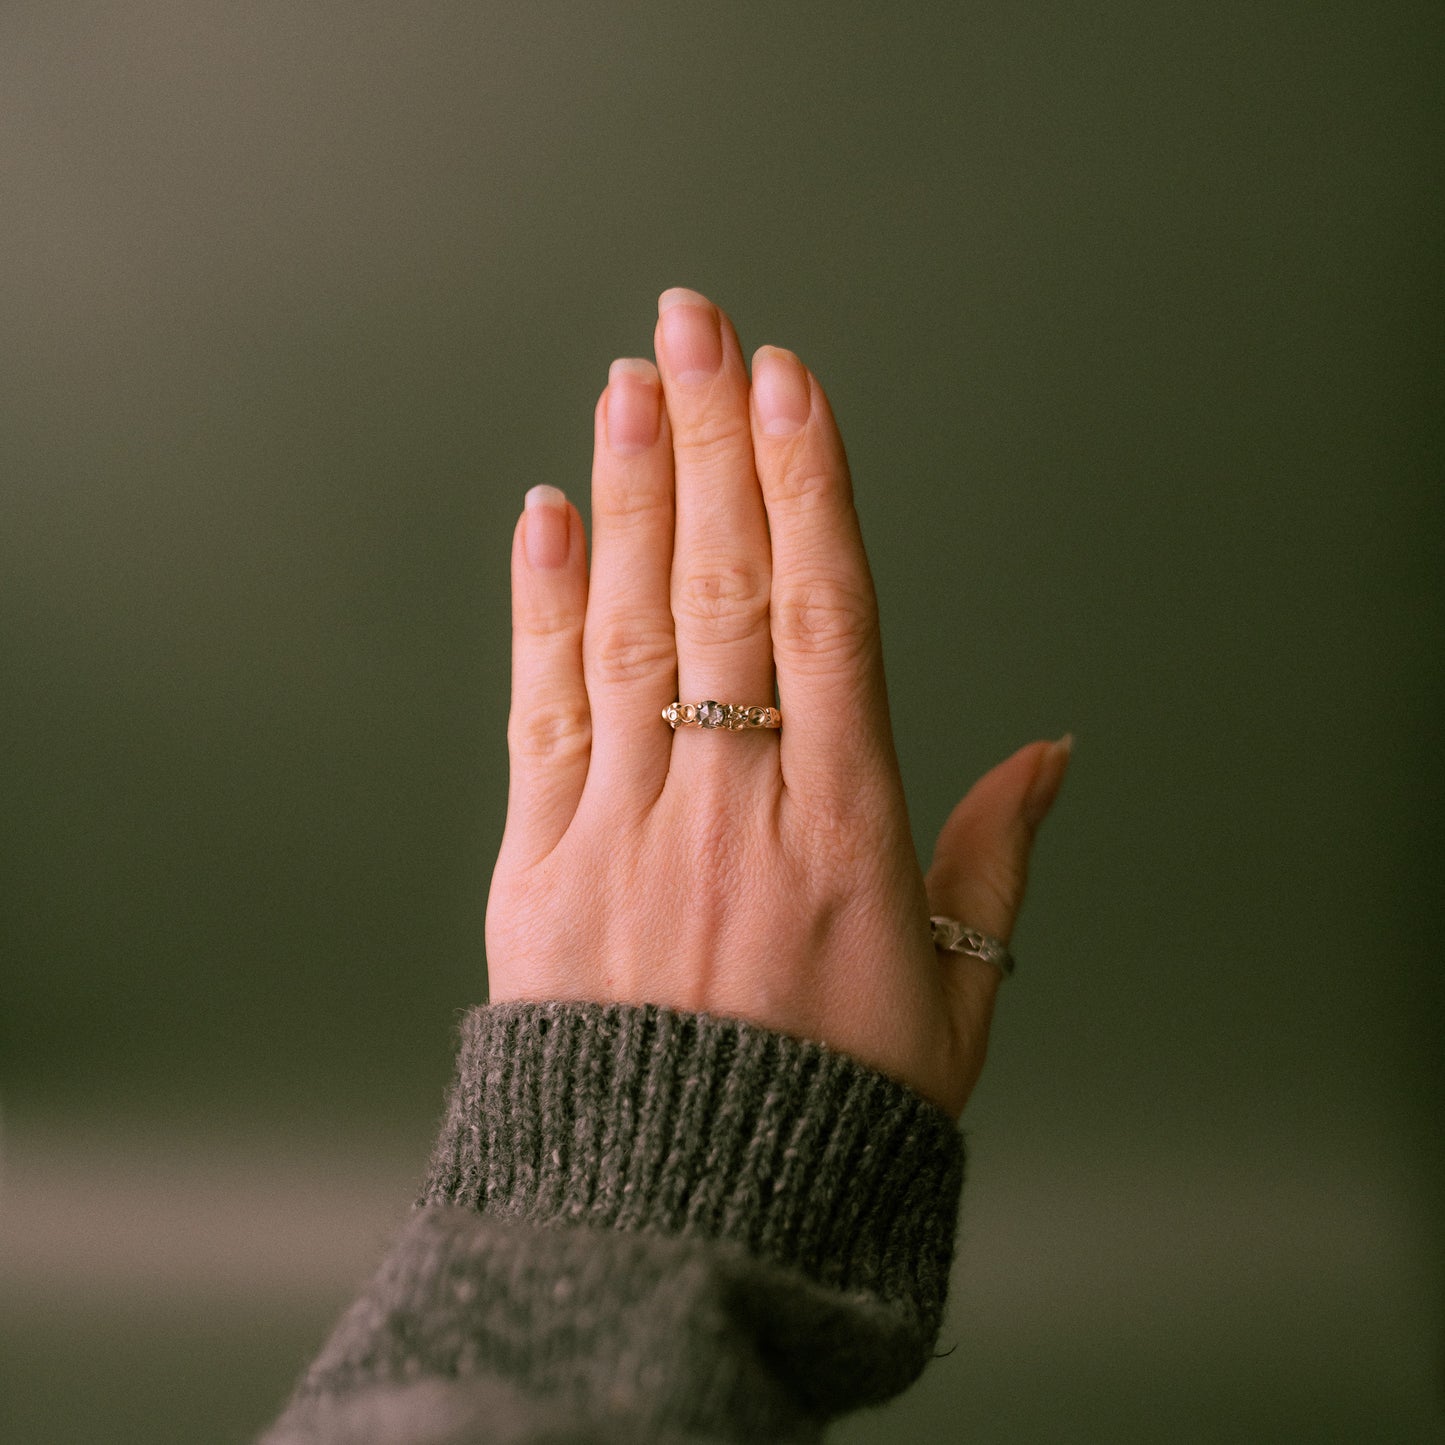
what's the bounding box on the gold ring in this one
[662,701,781,731]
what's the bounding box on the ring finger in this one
[581,358,677,805]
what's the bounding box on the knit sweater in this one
[260,999,967,1444]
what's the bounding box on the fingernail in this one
[658,286,710,313]
[658,288,722,383]
[752,346,811,436]
[1023,733,1074,828]
[524,484,570,569]
[607,357,661,455]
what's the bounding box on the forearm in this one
[262,1001,965,1443]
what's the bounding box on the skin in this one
[485,287,1071,1121]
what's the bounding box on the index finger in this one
[748,345,898,799]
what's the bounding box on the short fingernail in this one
[1023,733,1074,828]
[658,289,722,383]
[607,357,661,455]
[752,346,811,436]
[524,485,570,569]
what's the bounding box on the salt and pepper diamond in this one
[697,700,728,729]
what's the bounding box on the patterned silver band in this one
[929,916,1016,976]
[663,700,782,731]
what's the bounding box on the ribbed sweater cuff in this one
[420,1001,965,1324]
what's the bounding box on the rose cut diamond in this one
[697,700,727,728]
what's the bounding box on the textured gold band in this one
[663,700,782,731]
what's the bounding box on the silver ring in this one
[663,700,781,731]
[930,916,1015,976]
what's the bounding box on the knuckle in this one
[508,701,591,764]
[588,619,675,687]
[594,473,671,525]
[674,561,771,637]
[671,405,752,461]
[772,575,877,662]
[519,601,583,644]
[773,461,850,509]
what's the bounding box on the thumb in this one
[925,733,1074,949]
[924,733,1072,1112]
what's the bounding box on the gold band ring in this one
[663,701,782,731]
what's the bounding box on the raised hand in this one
[485,288,1069,1119]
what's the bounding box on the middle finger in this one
[654,288,777,750]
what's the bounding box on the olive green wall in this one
[2,3,1440,1440]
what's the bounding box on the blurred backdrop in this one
[1,2,1440,1440]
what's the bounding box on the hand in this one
[484,288,1070,1119]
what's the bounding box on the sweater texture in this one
[261,1000,966,1443]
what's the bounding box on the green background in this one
[2,2,1440,1439]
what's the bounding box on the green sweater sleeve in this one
[260,1000,966,1444]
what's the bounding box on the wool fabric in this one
[261,1000,967,1443]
